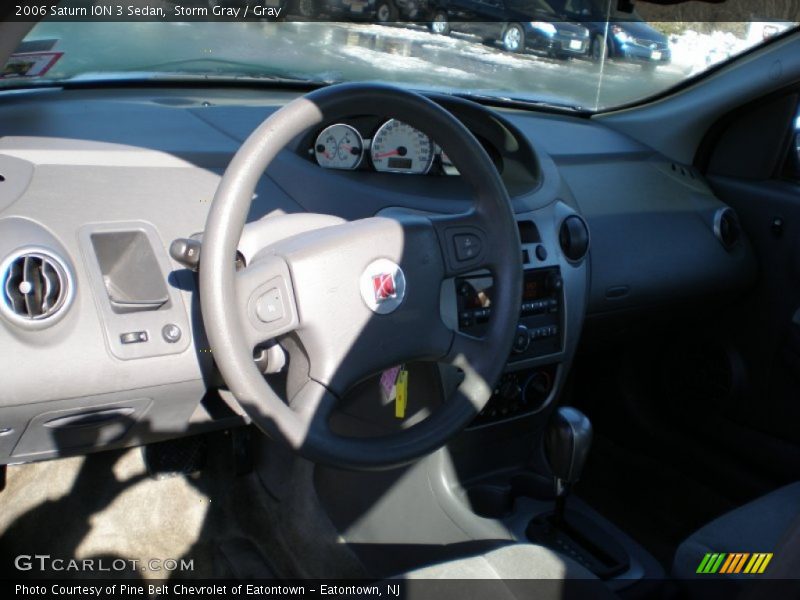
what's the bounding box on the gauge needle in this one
[374,149,400,159]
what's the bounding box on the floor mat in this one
[0,431,276,580]
[575,434,737,571]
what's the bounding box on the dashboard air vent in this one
[559,215,590,262]
[1,250,71,324]
[713,207,741,251]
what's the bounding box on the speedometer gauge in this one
[314,124,364,170]
[371,120,434,174]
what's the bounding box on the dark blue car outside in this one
[426,0,591,58]
[547,0,671,68]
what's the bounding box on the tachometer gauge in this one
[371,119,434,174]
[314,124,364,170]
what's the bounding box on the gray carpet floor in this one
[0,432,276,579]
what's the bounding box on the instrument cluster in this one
[309,118,461,176]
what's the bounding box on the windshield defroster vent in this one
[1,250,73,326]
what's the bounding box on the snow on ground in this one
[334,43,474,80]
[345,22,464,47]
[668,30,750,75]
[668,22,795,76]
[448,40,563,71]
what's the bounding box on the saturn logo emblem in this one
[360,258,406,314]
[372,272,397,302]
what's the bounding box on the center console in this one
[441,209,590,428]
[454,264,567,425]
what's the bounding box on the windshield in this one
[2,1,798,112]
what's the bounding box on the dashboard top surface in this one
[0,87,651,164]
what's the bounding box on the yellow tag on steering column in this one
[395,367,409,419]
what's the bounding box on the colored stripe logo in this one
[696,553,773,574]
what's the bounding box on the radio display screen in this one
[522,271,549,301]
[457,270,551,310]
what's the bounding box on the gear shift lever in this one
[528,407,628,579]
[544,407,593,524]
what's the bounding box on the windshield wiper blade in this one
[451,91,587,114]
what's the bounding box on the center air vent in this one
[1,250,72,326]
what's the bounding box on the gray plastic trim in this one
[0,153,35,213]
[78,221,192,361]
[0,379,206,463]
[14,398,151,457]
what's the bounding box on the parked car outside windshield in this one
[425,0,591,58]
[547,0,670,68]
[1,3,797,111]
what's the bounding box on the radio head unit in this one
[456,268,563,361]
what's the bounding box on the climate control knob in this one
[523,370,552,409]
[499,378,522,402]
[512,325,530,354]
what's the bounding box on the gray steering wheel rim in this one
[200,82,522,469]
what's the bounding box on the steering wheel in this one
[200,83,522,469]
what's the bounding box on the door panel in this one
[710,177,800,444]
[701,101,800,484]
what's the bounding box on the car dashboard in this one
[0,85,756,461]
